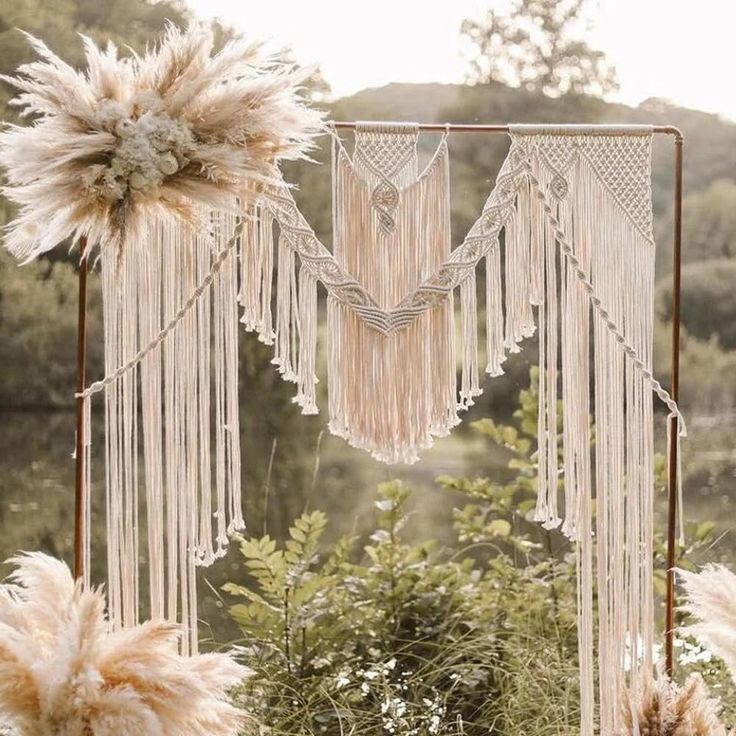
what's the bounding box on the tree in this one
[675,180,736,263]
[461,0,618,98]
[656,259,736,351]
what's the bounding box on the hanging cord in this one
[76,216,245,400]
[524,164,687,438]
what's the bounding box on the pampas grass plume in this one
[0,552,251,736]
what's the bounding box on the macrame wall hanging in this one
[0,25,323,654]
[240,122,686,736]
[0,25,687,736]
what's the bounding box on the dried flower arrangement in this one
[621,669,732,736]
[0,552,250,736]
[678,565,736,685]
[0,24,323,261]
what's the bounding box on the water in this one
[0,345,734,644]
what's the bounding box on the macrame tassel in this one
[81,393,92,591]
[503,187,536,355]
[101,242,140,631]
[485,241,505,377]
[239,202,261,331]
[295,266,319,414]
[528,176,546,306]
[224,212,245,536]
[257,206,275,345]
[533,183,561,531]
[562,171,594,736]
[459,270,481,408]
[273,234,298,381]
[239,199,275,344]
[195,222,215,567]
[139,222,165,619]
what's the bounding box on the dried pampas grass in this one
[0,552,250,736]
[678,565,736,685]
[621,669,732,736]
[0,23,323,261]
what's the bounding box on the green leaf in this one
[487,519,512,537]
[695,521,716,541]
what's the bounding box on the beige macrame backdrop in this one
[328,124,467,463]
[91,123,685,736]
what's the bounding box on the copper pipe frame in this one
[71,122,684,671]
[74,240,88,581]
[665,133,684,676]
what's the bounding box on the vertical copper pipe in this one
[665,134,684,676]
[74,241,89,581]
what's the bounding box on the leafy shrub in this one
[225,371,730,736]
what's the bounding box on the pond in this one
[0,345,734,645]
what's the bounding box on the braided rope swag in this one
[79,122,685,733]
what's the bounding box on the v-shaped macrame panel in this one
[93,122,683,736]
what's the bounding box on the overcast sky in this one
[187,0,734,120]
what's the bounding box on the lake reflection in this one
[1,374,734,645]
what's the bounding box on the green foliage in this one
[653,321,736,415]
[460,0,618,97]
[229,478,580,736]
[657,180,736,266]
[227,374,586,736]
[225,371,732,735]
[657,259,736,350]
[0,249,103,408]
[654,180,736,355]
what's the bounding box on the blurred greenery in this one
[227,375,735,735]
[460,0,618,97]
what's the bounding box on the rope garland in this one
[526,166,687,437]
[76,217,244,400]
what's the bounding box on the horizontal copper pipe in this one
[328,120,683,140]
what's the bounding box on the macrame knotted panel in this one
[327,123,467,464]
[99,212,245,654]
[507,127,657,736]
[249,125,677,736]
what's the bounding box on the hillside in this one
[330,81,736,201]
[292,81,736,261]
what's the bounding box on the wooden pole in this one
[665,133,684,677]
[74,240,88,581]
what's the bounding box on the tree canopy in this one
[461,0,618,98]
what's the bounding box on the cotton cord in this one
[93,210,246,655]
[77,217,244,400]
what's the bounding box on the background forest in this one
[0,1,734,734]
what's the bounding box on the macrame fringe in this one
[484,239,505,377]
[326,125,460,464]
[99,208,245,654]
[478,132,660,736]
[511,138,656,736]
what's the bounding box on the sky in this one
[186,0,735,120]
